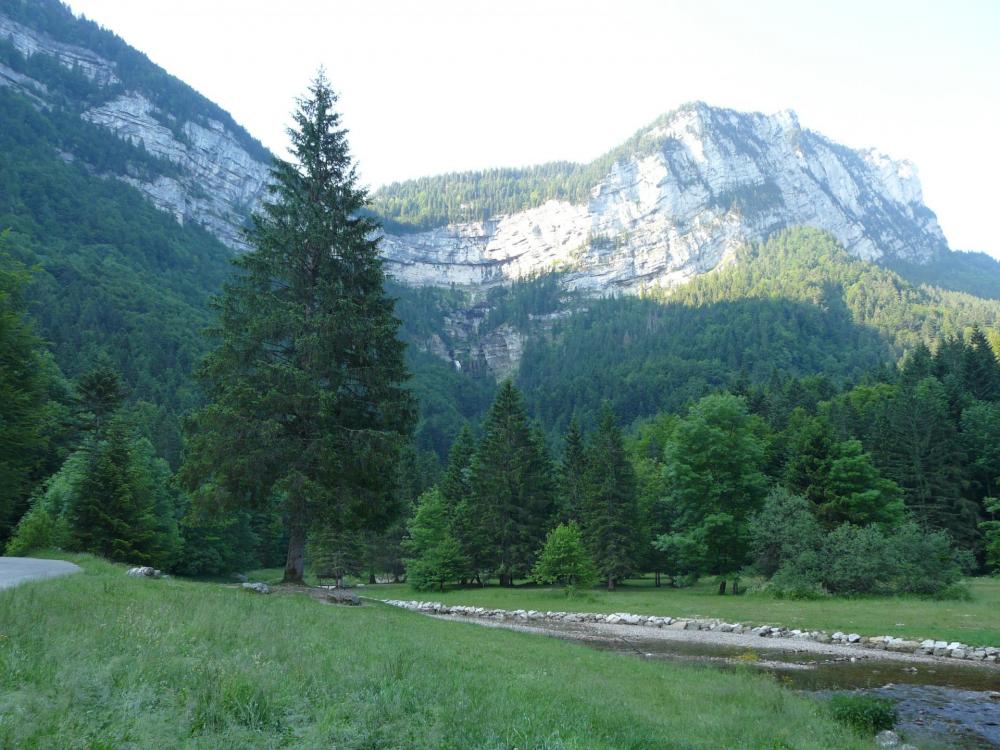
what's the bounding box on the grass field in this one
[0,555,878,749]
[365,576,1000,648]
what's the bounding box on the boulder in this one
[875,730,901,747]
[127,566,161,578]
[326,589,361,606]
[241,582,270,594]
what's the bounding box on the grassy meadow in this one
[0,555,879,749]
[368,576,1000,648]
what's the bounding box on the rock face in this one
[380,103,949,294]
[1,7,950,290]
[0,11,271,252]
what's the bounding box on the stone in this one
[127,566,161,578]
[241,582,270,594]
[847,633,861,643]
[875,729,901,747]
[325,589,361,606]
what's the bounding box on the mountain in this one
[375,103,963,294]
[0,0,270,250]
[3,0,1000,460]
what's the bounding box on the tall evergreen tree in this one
[468,380,555,586]
[70,416,160,564]
[882,377,975,545]
[964,326,1000,401]
[439,424,474,515]
[558,416,588,524]
[181,74,415,583]
[581,404,638,590]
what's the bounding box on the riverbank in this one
[371,577,1000,647]
[381,599,1000,668]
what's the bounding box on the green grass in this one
[0,555,876,749]
[372,576,1000,647]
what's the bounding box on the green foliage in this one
[764,521,967,597]
[582,404,639,589]
[531,522,597,588]
[820,440,905,528]
[0,237,64,541]
[660,393,767,581]
[749,488,824,579]
[181,75,415,583]
[978,498,1000,574]
[404,489,468,591]
[0,85,233,464]
[467,381,556,584]
[827,694,897,735]
[69,417,170,566]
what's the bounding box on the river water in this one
[495,619,1000,748]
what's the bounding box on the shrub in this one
[828,694,896,734]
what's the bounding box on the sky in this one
[63,0,1000,255]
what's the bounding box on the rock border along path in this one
[380,599,1000,666]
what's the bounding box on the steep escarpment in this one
[377,104,949,294]
[0,1,270,250]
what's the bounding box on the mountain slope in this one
[0,0,271,250]
[376,103,957,294]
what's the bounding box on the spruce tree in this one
[181,74,415,583]
[440,424,475,515]
[964,326,1000,401]
[468,380,555,585]
[581,404,638,590]
[558,417,588,523]
[71,417,159,564]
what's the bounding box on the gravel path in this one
[431,613,1000,671]
[0,557,81,590]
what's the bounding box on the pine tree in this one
[882,377,975,545]
[581,404,638,590]
[558,417,588,523]
[76,359,126,435]
[468,380,555,586]
[70,417,159,564]
[181,74,415,583]
[964,326,1000,401]
[820,440,905,528]
[440,424,474,515]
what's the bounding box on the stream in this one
[486,619,1000,748]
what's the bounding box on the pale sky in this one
[64,0,999,256]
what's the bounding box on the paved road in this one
[0,557,81,590]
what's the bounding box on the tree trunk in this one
[655,571,661,588]
[732,580,740,596]
[368,572,376,585]
[607,575,615,591]
[717,578,727,595]
[283,521,306,584]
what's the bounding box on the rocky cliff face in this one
[0,12,270,251]
[380,104,949,294]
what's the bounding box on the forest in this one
[1,18,999,596]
